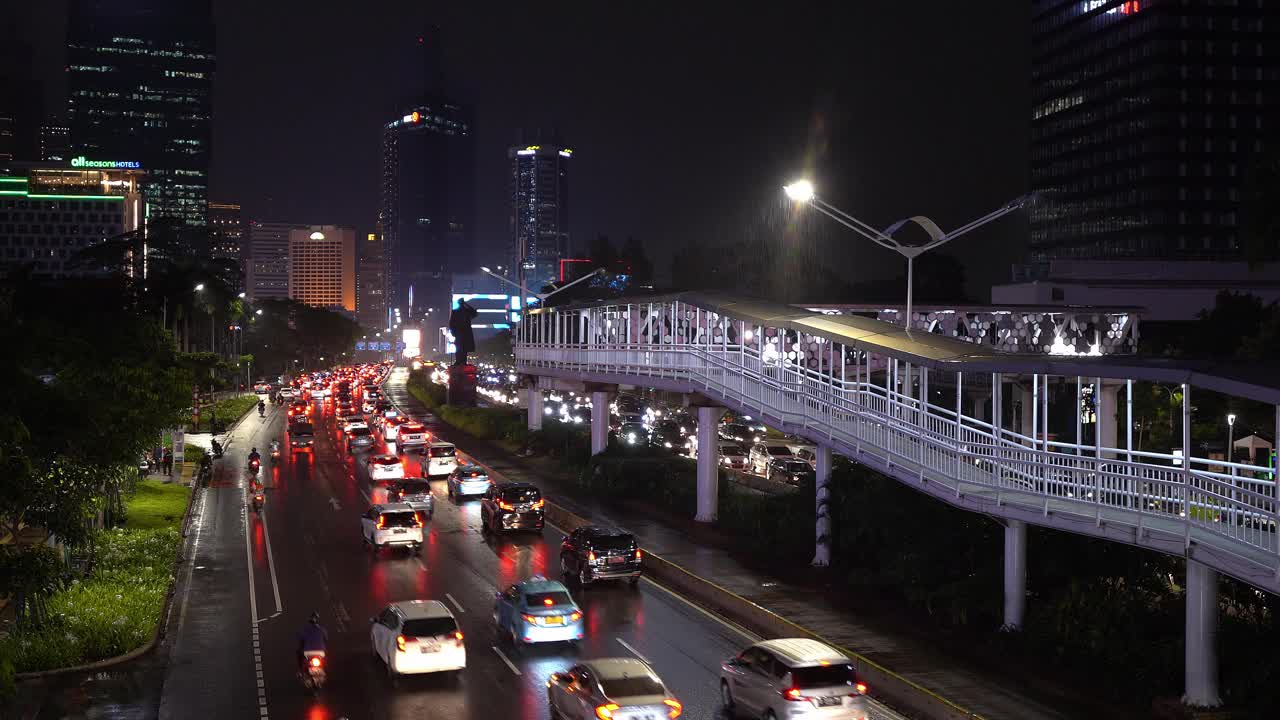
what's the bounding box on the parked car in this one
[446,463,492,500]
[559,526,641,586]
[480,481,545,534]
[493,578,583,646]
[548,658,681,720]
[369,600,464,678]
[720,638,868,720]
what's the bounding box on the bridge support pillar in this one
[1002,519,1027,630]
[812,444,832,567]
[590,391,611,455]
[1096,381,1119,457]
[1017,385,1034,442]
[526,387,543,432]
[971,392,990,423]
[1183,559,1222,708]
[695,405,725,523]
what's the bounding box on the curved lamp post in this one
[784,180,1032,332]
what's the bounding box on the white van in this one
[421,442,458,478]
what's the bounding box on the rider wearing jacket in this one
[297,612,328,672]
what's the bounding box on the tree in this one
[1183,291,1275,359]
[588,234,618,274]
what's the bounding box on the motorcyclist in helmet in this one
[258,399,266,417]
[248,447,261,465]
[296,612,328,674]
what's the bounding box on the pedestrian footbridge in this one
[514,292,1280,707]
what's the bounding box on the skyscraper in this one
[208,202,245,284]
[246,222,298,301]
[379,26,476,326]
[1025,0,1280,278]
[288,226,356,312]
[357,230,388,330]
[0,31,41,163]
[66,0,215,229]
[509,141,572,291]
[40,123,70,162]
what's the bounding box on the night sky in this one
[13,2,1029,297]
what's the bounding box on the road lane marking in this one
[243,502,259,625]
[616,638,650,664]
[260,508,284,614]
[491,646,521,675]
[445,592,466,613]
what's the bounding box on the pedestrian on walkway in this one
[163,448,173,475]
[209,409,218,435]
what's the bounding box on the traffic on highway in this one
[181,364,877,720]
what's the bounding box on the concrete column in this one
[590,390,611,455]
[526,387,543,432]
[812,444,833,567]
[972,392,991,423]
[1096,382,1119,458]
[1002,519,1027,630]
[1017,385,1034,442]
[1183,559,1222,708]
[695,405,724,523]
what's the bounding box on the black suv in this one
[560,526,641,586]
[480,482,545,534]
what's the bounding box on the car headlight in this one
[626,434,637,444]
[664,442,672,448]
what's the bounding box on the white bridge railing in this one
[516,299,1280,591]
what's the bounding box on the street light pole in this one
[783,180,1031,332]
[1227,413,1237,466]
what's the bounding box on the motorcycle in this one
[270,441,281,459]
[249,457,261,474]
[251,490,265,513]
[300,651,326,693]
[258,405,266,418]
[210,439,224,458]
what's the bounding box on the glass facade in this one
[1027,0,1280,277]
[509,144,571,291]
[247,222,298,301]
[357,229,388,330]
[380,99,476,322]
[208,201,244,285]
[66,0,214,229]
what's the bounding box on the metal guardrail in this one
[515,299,1280,594]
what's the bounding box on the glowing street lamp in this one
[785,179,1031,332]
[1227,414,1238,466]
[194,283,205,291]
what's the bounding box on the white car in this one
[397,421,429,448]
[749,441,796,476]
[341,415,369,433]
[420,442,458,478]
[312,385,330,398]
[369,600,465,678]
[279,387,295,400]
[383,416,406,442]
[360,503,424,553]
[366,454,405,482]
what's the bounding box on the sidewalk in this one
[429,426,1114,720]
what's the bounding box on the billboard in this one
[402,328,421,358]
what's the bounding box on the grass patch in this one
[124,480,189,531]
[199,393,257,432]
[0,480,187,673]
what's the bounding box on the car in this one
[493,578,583,646]
[311,384,330,399]
[346,426,375,451]
[559,526,642,586]
[420,442,458,478]
[289,421,315,451]
[253,381,272,394]
[369,600,465,678]
[341,415,368,433]
[547,657,682,720]
[617,422,648,446]
[362,399,377,414]
[446,463,491,500]
[719,442,750,470]
[382,415,407,441]
[768,458,817,486]
[288,400,311,419]
[649,420,684,450]
[366,454,405,482]
[795,447,818,467]
[360,503,424,553]
[279,387,295,400]
[337,401,357,416]
[720,638,868,720]
[720,422,758,445]
[396,421,429,448]
[749,440,796,475]
[388,478,435,518]
[480,481,545,534]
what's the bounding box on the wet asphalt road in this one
[159,369,751,720]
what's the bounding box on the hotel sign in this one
[70,156,142,169]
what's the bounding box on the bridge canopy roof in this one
[538,291,1280,405]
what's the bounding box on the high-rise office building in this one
[0,33,41,163]
[357,229,388,330]
[0,163,145,278]
[380,100,476,323]
[1025,0,1280,278]
[40,123,70,162]
[246,222,298,301]
[208,202,245,284]
[288,226,356,312]
[66,0,215,229]
[509,142,571,291]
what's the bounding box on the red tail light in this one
[376,515,385,530]
[854,682,868,695]
[635,549,643,561]
[308,656,323,668]
[783,687,804,701]
[569,611,582,622]
[470,471,479,477]
[396,635,406,652]
[543,597,554,606]
[414,512,424,527]
[498,500,514,511]
[532,498,545,509]
[663,698,682,718]
[595,704,620,719]
[454,631,464,646]
[588,551,597,562]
